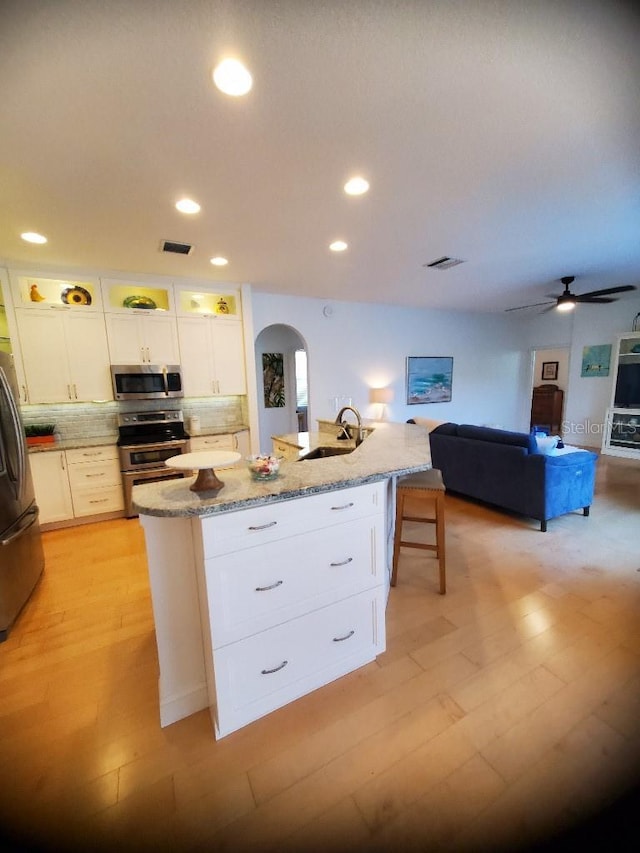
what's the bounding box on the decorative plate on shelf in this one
[123,295,157,310]
[61,286,92,305]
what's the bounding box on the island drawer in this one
[212,587,385,737]
[200,480,384,557]
[204,516,384,647]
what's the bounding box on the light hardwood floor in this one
[1,453,639,852]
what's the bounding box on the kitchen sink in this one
[298,445,354,460]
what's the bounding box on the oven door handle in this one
[162,365,169,396]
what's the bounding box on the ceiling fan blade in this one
[576,296,615,304]
[505,301,555,313]
[577,284,637,299]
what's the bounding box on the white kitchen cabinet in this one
[189,434,235,452]
[177,316,246,396]
[30,446,124,526]
[105,312,179,366]
[14,308,112,404]
[272,438,301,461]
[190,430,250,456]
[29,451,74,524]
[66,446,124,517]
[139,480,387,734]
[196,481,386,737]
[234,429,250,458]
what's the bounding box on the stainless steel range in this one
[117,410,191,518]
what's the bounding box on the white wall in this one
[251,293,526,432]
[520,296,640,447]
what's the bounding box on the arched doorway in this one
[254,324,309,454]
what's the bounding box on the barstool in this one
[392,468,446,594]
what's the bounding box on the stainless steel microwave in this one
[110,365,183,400]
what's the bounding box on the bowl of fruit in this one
[246,455,281,481]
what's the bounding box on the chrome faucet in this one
[335,405,364,446]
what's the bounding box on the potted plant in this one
[25,424,56,446]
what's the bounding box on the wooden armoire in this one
[530,384,564,433]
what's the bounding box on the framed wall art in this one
[541,361,559,381]
[581,344,612,377]
[406,356,453,404]
[262,352,285,408]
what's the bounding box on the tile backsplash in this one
[21,397,248,441]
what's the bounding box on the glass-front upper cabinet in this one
[100,278,174,314]
[174,283,242,320]
[10,272,102,310]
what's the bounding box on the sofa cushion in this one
[533,435,559,454]
[457,424,536,453]
[407,416,448,433]
[430,422,458,436]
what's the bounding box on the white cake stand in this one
[165,450,241,493]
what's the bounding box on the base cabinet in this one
[197,481,386,738]
[65,446,124,517]
[140,480,387,737]
[29,451,74,524]
[30,446,124,526]
[189,430,250,455]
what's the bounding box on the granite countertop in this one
[272,430,358,457]
[132,420,431,519]
[27,435,118,453]
[26,423,250,454]
[191,423,249,438]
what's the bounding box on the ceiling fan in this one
[506,276,637,313]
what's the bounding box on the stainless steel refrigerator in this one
[0,351,44,641]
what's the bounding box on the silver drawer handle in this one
[333,630,355,643]
[255,580,283,592]
[86,472,106,477]
[248,521,278,531]
[331,502,354,511]
[330,557,353,567]
[261,660,288,675]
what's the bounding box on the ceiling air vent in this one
[160,239,194,255]
[423,256,465,270]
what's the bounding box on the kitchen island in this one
[133,420,430,737]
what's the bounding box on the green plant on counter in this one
[25,424,56,437]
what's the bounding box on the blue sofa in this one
[420,422,598,531]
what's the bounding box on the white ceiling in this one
[1,0,639,314]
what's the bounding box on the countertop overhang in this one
[132,420,431,518]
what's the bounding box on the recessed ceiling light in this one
[210,256,228,266]
[21,231,47,244]
[213,59,252,96]
[175,198,201,214]
[344,177,369,196]
[329,240,348,252]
